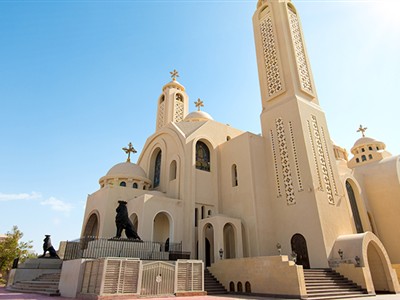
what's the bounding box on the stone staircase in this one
[303,269,369,300]
[204,268,227,295]
[8,272,61,296]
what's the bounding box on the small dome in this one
[184,111,214,122]
[162,80,185,92]
[352,137,377,148]
[106,162,147,178]
[351,137,386,155]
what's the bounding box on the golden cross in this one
[170,69,179,81]
[122,142,137,163]
[195,98,204,111]
[357,125,368,137]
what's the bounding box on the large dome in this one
[106,162,147,178]
[184,111,214,122]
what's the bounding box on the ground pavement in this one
[2,287,400,300]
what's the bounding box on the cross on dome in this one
[170,69,179,81]
[122,142,137,163]
[357,125,368,138]
[195,98,204,111]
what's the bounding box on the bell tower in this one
[156,70,189,130]
[253,0,355,267]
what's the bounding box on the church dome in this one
[99,161,152,190]
[106,162,147,178]
[184,111,214,122]
[162,80,185,92]
[351,137,386,155]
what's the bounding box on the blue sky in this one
[1,0,399,254]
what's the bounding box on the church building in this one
[80,0,400,296]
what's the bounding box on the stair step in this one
[204,269,227,295]
[303,268,367,300]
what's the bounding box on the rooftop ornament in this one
[122,142,137,163]
[195,98,204,111]
[357,124,368,137]
[170,69,179,81]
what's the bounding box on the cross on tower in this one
[195,98,204,111]
[122,142,137,163]
[357,125,368,138]
[170,69,179,81]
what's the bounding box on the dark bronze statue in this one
[114,200,141,240]
[40,235,60,258]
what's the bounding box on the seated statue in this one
[114,200,141,240]
[40,235,60,258]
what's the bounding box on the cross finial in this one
[122,142,137,163]
[170,69,179,81]
[194,98,204,111]
[357,125,368,138]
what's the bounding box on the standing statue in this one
[40,235,60,258]
[114,200,141,240]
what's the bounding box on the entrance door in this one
[205,238,211,267]
[291,233,310,269]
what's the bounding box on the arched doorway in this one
[224,223,236,259]
[82,213,99,238]
[130,213,139,232]
[204,223,214,267]
[368,242,390,293]
[153,212,170,244]
[291,233,310,269]
[346,180,364,233]
[205,238,211,267]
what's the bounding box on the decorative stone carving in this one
[260,12,284,100]
[270,130,282,198]
[276,118,295,205]
[288,8,314,96]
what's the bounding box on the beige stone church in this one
[80,0,400,296]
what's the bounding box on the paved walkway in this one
[2,287,400,300]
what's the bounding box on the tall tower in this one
[253,0,355,267]
[156,70,189,130]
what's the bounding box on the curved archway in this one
[203,223,214,267]
[130,213,138,233]
[82,212,99,238]
[237,282,243,292]
[224,223,236,259]
[195,141,211,171]
[346,180,364,233]
[153,212,171,244]
[291,233,310,269]
[229,281,235,292]
[245,281,251,293]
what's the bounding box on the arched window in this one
[154,150,162,188]
[368,154,373,160]
[132,183,138,189]
[196,141,210,171]
[237,282,243,292]
[368,146,373,151]
[245,281,251,293]
[356,158,360,163]
[362,155,367,162]
[120,181,126,187]
[232,164,238,187]
[175,93,183,102]
[159,94,165,103]
[229,281,235,292]
[346,180,364,233]
[170,160,177,180]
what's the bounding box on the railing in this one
[63,236,190,261]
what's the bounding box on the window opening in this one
[120,181,126,187]
[154,150,162,187]
[196,141,211,171]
